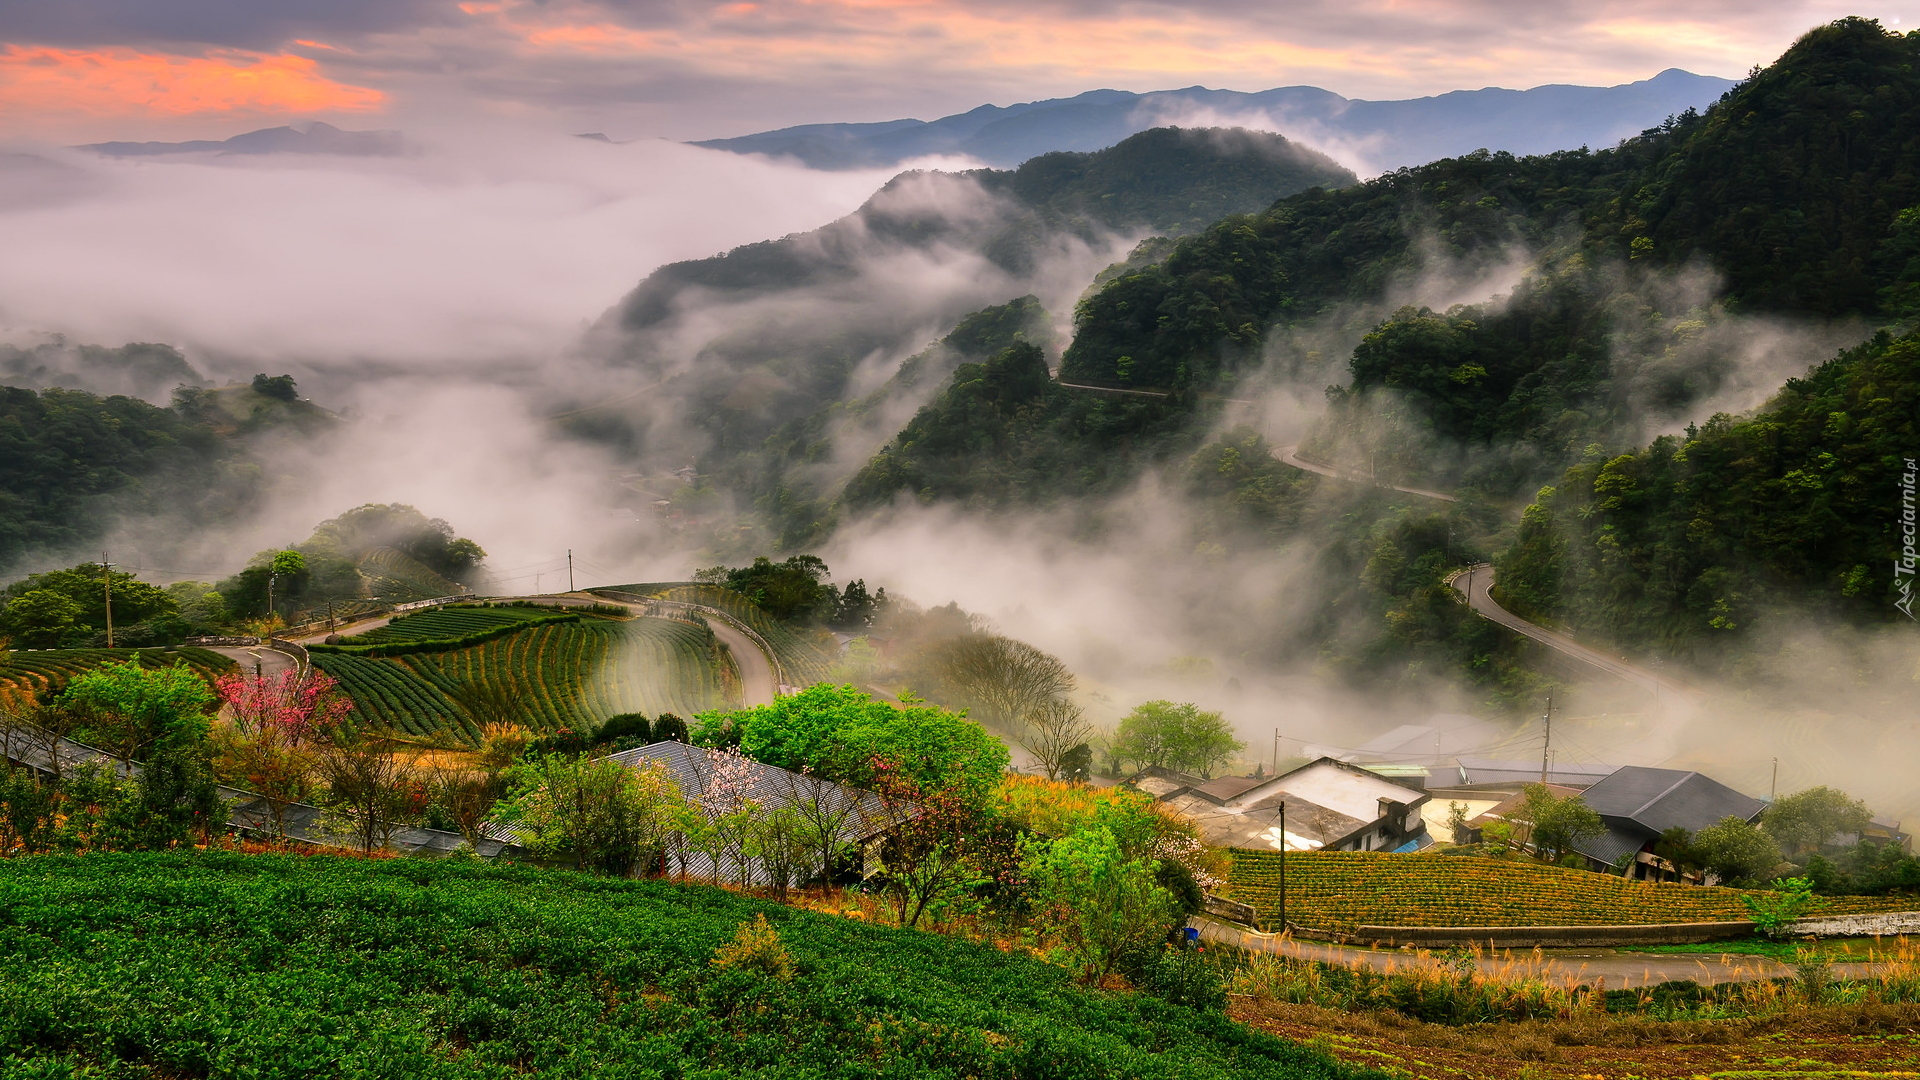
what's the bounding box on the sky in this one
[1,0,1915,144]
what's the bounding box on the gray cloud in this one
[0,0,458,51]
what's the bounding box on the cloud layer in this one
[2,0,1911,141]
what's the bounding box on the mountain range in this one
[693,70,1737,172]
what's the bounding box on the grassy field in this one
[1225,851,1918,930]
[0,853,1378,1080]
[0,647,237,711]
[310,617,733,741]
[599,583,840,686]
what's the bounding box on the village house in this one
[1129,756,1431,853]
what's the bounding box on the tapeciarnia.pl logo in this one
[1898,456,1917,620]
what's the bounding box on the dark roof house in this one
[1572,766,1765,875]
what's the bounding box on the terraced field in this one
[346,604,571,645]
[600,582,839,686]
[0,648,237,710]
[1225,850,1917,931]
[309,617,732,740]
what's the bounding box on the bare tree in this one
[314,727,420,853]
[780,768,869,889]
[1019,698,1094,781]
[936,635,1075,732]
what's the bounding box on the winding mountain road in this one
[1274,444,1457,503]
[1448,564,1697,702]
[1270,445,1695,700]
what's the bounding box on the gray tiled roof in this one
[604,741,898,842]
[1581,766,1764,835]
[1573,823,1651,867]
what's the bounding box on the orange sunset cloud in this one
[0,45,385,119]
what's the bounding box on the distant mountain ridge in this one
[696,70,1736,172]
[79,121,406,158]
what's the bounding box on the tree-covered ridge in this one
[617,127,1353,329]
[844,342,1197,510]
[1495,327,1920,658]
[0,386,255,571]
[726,296,1054,547]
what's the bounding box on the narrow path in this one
[1447,565,1697,702]
[1054,380,1171,398]
[1193,917,1880,989]
[1273,444,1457,503]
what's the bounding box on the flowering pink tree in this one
[214,669,354,745]
[697,747,766,885]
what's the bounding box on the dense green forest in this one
[0,385,255,571]
[1495,327,1920,660]
[865,19,1920,511]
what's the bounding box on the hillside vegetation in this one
[1496,327,1920,656]
[0,647,235,711]
[1225,851,1916,932]
[0,853,1377,1080]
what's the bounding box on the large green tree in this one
[693,683,1009,809]
[1113,700,1242,778]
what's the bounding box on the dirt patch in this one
[1230,998,1920,1079]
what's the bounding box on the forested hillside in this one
[1496,327,1920,658]
[865,19,1920,511]
[835,18,1920,686]
[580,127,1354,498]
[0,386,253,570]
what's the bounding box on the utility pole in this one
[1277,800,1289,931]
[1272,728,1280,774]
[1771,757,1779,801]
[327,600,335,631]
[568,549,575,592]
[535,570,543,593]
[102,552,114,648]
[1539,694,1553,784]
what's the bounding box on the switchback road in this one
[1448,564,1698,702]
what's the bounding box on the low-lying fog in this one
[3,121,1914,826]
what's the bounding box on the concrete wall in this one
[1791,911,1920,937]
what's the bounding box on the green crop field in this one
[0,853,1373,1080]
[1224,851,1917,931]
[602,583,840,687]
[0,647,237,710]
[347,603,578,645]
[309,616,733,740]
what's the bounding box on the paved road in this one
[1195,918,1879,989]
[1273,444,1457,503]
[208,644,295,678]
[1448,564,1697,703]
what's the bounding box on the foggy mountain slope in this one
[834,18,1920,695]
[576,127,1353,478]
[0,377,320,573]
[696,70,1736,173]
[986,18,1920,503]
